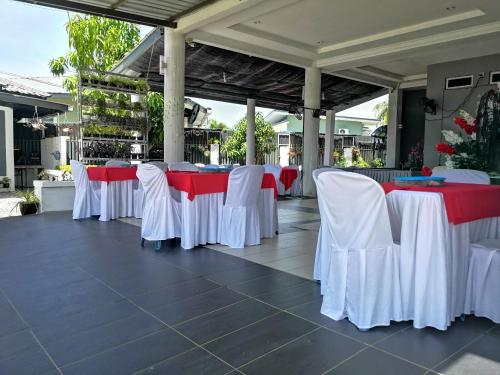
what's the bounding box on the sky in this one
[0,0,387,126]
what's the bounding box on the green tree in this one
[147,92,165,148]
[49,15,141,92]
[208,119,229,130]
[222,112,276,164]
[373,101,389,124]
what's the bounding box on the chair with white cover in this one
[312,167,342,282]
[133,162,168,219]
[147,161,169,171]
[105,159,131,167]
[169,161,199,172]
[432,168,490,184]
[465,239,500,323]
[219,165,265,248]
[315,171,403,329]
[70,160,100,219]
[288,165,302,196]
[264,164,284,195]
[136,164,181,250]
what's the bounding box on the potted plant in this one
[2,177,10,188]
[12,190,39,215]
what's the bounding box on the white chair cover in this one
[288,165,302,196]
[432,168,490,184]
[169,162,199,172]
[105,160,131,167]
[70,160,100,219]
[136,164,181,241]
[147,161,169,171]
[315,171,402,329]
[258,188,278,238]
[219,165,265,248]
[264,164,284,195]
[465,239,500,323]
[313,167,342,282]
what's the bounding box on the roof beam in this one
[0,92,68,113]
[316,21,500,71]
[332,88,388,113]
[16,0,176,27]
[176,0,267,33]
[328,70,397,89]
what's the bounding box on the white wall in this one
[0,106,15,191]
[41,136,69,170]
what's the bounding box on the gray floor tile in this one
[228,270,307,297]
[240,328,365,375]
[204,312,317,368]
[205,263,276,285]
[134,348,233,375]
[0,303,28,338]
[375,324,483,368]
[150,287,247,326]
[43,311,165,366]
[255,280,321,309]
[288,300,411,344]
[434,334,500,375]
[61,329,194,375]
[327,347,427,375]
[175,299,279,344]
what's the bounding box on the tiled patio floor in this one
[0,209,499,374]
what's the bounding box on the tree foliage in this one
[208,119,229,130]
[373,101,389,125]
[147,92,165,147]
[49,15,141,92]
[222,112,276,164]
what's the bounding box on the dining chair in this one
[136,164,181,250]
[264,164,284,195]
[105,159,131,167]
[219,165,265,248]
[70,160,100,220]
[465,239,500,323]
[315,171,403,330]
[431,168,490,184]
[312,166,342,282]
[147,161,169,171]
[169,161,199,172]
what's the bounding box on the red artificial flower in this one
[454,116,477,135]
[421,166,432,176]
[435,143,456,155]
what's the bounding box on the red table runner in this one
[87,166,137,182]
[280,168,298,190]
[382,182,500,224]
[167,172,278,201]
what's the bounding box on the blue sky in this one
[0,0,386,125]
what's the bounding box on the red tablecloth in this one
[167,172,278,201]
[279,167,298,190]
[87,166,137,182]
[382,182,500,224]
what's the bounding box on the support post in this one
[302,67,321,197]
[163,27,185,162]
[323,110,336,166]
[246,98,256,165]
[386,88,402,168]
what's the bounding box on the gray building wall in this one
[0,110,5,176]
[424,53,500,166]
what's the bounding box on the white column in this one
[163,27,185,162]
[323,110,336,166]
[386,88,402,168]
[246,98,256,165]
[302,67,321,197]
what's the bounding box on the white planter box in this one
[33,180,75,213]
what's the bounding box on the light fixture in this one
[25,106,46,130]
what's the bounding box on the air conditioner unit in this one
[338,128,349,135]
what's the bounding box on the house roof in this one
[113,28,386,112]
[0,73,68,96]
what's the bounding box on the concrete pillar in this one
[323,110,336,166]
[246,98,256,165]
[302,67,321,197]
[386,88,402,168]
[163,28,185,162]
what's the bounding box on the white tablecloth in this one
[386,190,500,330]
[179,188,278,249]
[99,180,135,221]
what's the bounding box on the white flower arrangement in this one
[441,130,463,145]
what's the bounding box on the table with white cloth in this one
[166,171,279,249]
[87,167,137,221]
[382,182,500,330]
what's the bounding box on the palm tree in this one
[373,101,388,125]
